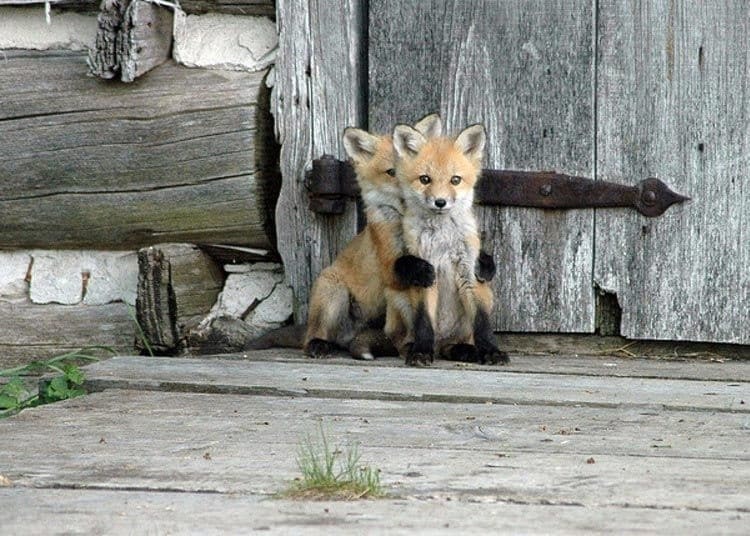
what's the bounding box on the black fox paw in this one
[446,343,478,363]
[405,351,433,367]
[395,255,435,288]
[476,343,510,365]
[305,338,335,358]
[475,250,496,282]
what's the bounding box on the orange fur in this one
[305,117,438,359]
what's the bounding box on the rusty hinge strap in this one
[477,170,690,217]
[305,155,359,214]
[306,156,690,217]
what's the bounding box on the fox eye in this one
[386,168,396,177]
[419,175,431,185]
[450,175,462,185]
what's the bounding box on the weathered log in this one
[87,0,173,82]
[186,315,257,355]
[0,50,279,250]
[85,0,127,79]
[0,1,276,17]
[135,244,223,355]
[0,302,134,368]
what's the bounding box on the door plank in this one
[369,0,596,332]
[272,0,366,322]
[596,1,750,343]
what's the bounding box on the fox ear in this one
[455,124,486,162]
[413,113,442,139]
[393,124,427,158]
[343,128,380,162]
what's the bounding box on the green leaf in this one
[1,377,28,398]
[0,393,20,410]
[62,364,85,386]
[41,376,73,403]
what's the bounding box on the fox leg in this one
[404,285,436,367]
[472,283,509,365]
[304,268,354,358]
[383,289,413,358]
[441,279,479,363]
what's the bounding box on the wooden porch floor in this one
[1,350,748,534]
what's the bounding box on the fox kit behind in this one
[392,122,508,366]
[303,115,441,360]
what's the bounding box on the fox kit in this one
[303,115,441,360]
[391,122,508,366]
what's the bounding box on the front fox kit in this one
[391,122,508,366]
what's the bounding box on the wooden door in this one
[369,0,596,333]
[276,0,748,344]
[596,1,749,344]
[368,0,748,344]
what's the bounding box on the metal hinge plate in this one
[306,156,690,217]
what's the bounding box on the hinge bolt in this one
[642,189,657,206]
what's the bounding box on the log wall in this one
[0,50,279,251]
[0,1,275,17]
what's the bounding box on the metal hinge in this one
[306,155,690,217]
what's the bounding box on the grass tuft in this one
[283,425,385,500]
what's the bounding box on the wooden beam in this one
[0,302,134,368]
[0,50,279,250]
[135,244,224,355]
[0,1,276,17]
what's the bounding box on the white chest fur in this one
[403,208,478,340]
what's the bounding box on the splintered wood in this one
[87,0,173,82]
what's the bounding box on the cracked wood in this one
[0,50,278,249]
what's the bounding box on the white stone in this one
[201,263,292,333]
[82,252,138,307]
[173,12,277,72]
[30,251,86,305]
[29,251,138,306]
[0,252,31,303]
[224,262,280,274]
[0,8,97,51]
[211,270,280,319]
[248,282,293,325]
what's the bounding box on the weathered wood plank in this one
[0,1,276,17]
[0,50,278,249]
[2,489,745,535]
[190,349,750,382]
[272,0,365,321]
[596,1,750,344]
[1,389,748,512]
[0,302,133,367]
[369,0,596,333]
[80,356,749,412]
[135,244,223,354]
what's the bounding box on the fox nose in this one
[434,198,447,208]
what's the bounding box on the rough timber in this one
[1,351,748,534]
